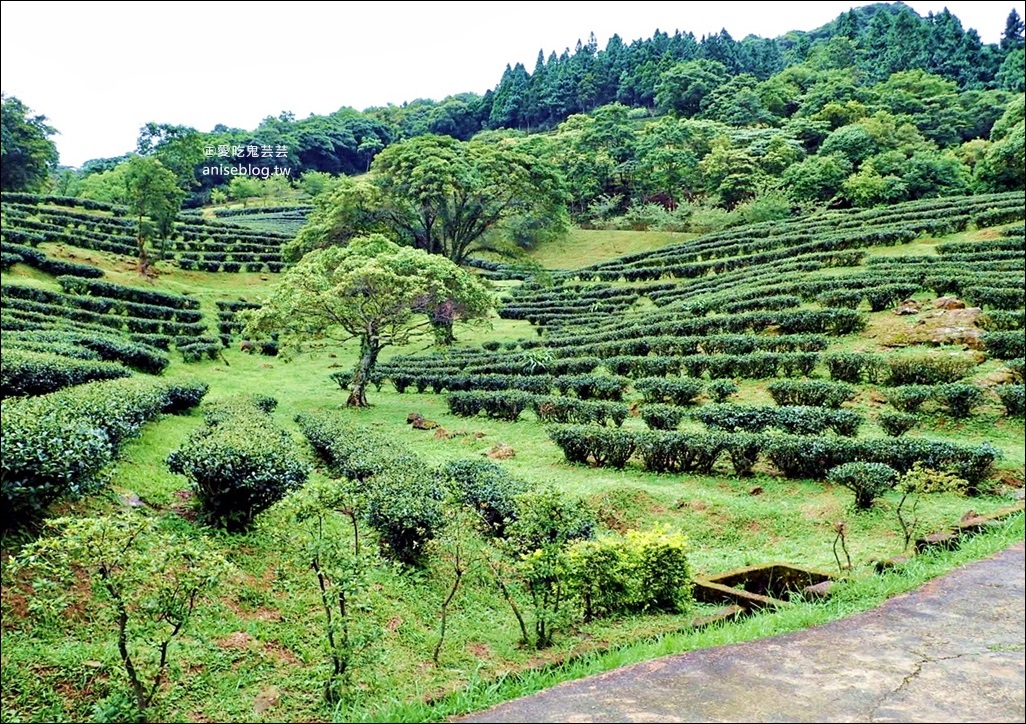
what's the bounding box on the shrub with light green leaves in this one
[566,525,692,621]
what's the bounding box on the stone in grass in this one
[874,555,913,573]
[914,531,959,553]
[412,418,439,430]
[803,581,834,599]
[934,296,966,310]
[894,300,921,315]
[486,443,515,460]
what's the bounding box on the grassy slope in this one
[525,228,694,270]
[1,227,1023,723]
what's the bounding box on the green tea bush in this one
[827,462,899,510]
[765,435,861,479]
[296,411,442,565]
[823,352,883,383]
[532,397,628,427]
[2,378,205,529]
[634,377,704,405]
[1,349,130,398]
[885,385,933,413]
[547,426,638,469]
[983,332,1026,360]
[167,396,309,532]
[996,384,1025,417]
[437,459,529,537]
[363,457,443,567]
[932,383,985,418]
[877,410,918,437]
[447,391,536,421]
[640,404,687,431]
[554,375,630,401]
[707,379,738,402]
[636,431,725,474]
[723,432,765,476]
[697,404,775,433]
[884,355,976,386]
[767,379,857,408]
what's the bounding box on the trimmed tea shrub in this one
[167,396,309,532]
[707,379,738,402]
[884,355,975,386]
[885,386,933,413]
[1,349,130,398]
[996,384,1025,417]
[2,378,205,529]
[827,462,899,510]
[877,411,918,437]
[823,352,883,383]
[437,459,529,537]
[640,404,687,431]
[767,380,857,408]
[634,377,704,405]
[932,383,985,418]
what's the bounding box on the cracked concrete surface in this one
[458,542,1025,723]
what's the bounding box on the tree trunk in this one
[347,340,380,407]
[137,230,151,277]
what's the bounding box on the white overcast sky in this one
[2,1,1023,167]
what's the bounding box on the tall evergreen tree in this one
[1000,9,1025,51]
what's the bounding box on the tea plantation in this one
[1,191,1023,722]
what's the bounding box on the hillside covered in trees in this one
[5,3,1017,223]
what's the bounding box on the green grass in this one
[525,228,694,270]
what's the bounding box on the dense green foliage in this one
[1,378,207,529]
[166,396,310,531]
[827,461,899,509]
[1,95,58,192]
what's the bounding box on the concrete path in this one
[459,542,1025,723]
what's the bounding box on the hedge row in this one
[885,383,990,418]
[295,411,443,566]
[1,349,131,398]
[56,276,201,310]
[695,404,863,436]
[548,426,999,488]
[3,329,169,374]
[1,377,208,529]
[1,241,104,278]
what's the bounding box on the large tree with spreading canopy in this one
[247,235,494,406]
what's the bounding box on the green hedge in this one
[766,380,858,408]
[2,377,207,529]
[296,411,442,566]
[1,349,130,398]
[167,396,309,532]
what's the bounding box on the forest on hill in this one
[4,3,1023,227]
